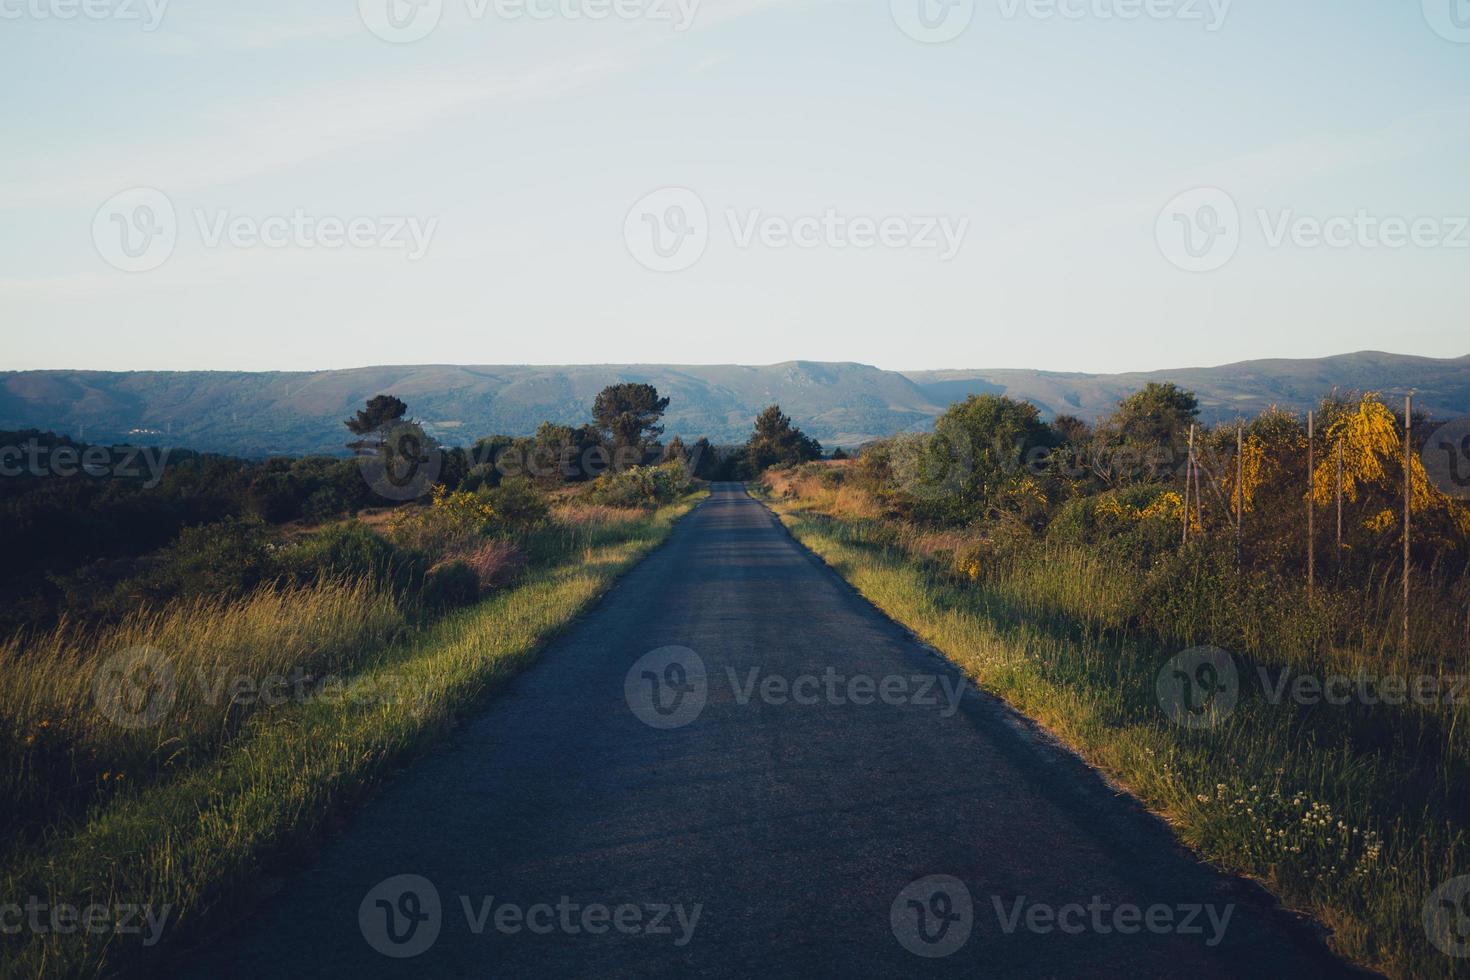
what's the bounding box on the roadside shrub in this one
[420,561,480,610]
[452,540,526,594]
[386,487,494,561]
[484,477,549,529]
[1047,486,1182,563]
[138,517,277,602]
[283,522,424,593]
[587,462,691,508]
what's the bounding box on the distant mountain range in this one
[2,351,1467,456]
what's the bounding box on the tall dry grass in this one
[0,578,400,849]
[551,503,647,526]
[769,487,1470,979]
[0,490,707,979]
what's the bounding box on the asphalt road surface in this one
[187,483,1358,979]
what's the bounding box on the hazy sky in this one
[3,0,1468,374]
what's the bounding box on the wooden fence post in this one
[1404,394,1412,657]
[1182,423,1195,545]
[1336,437,1343,568]
[1307,410,1314,596]
[1236,422,1243,567]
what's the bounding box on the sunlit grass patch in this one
[0,492,704,979]
[771,498,1466,979]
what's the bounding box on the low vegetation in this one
[758,386,1469,978]
[0,384,708,978]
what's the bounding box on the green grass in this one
[1,579,404,857]
[767,495,1466,979]
[0,492,704,979]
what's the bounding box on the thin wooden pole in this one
[1404,394,1412,657]
[1307,410,1314,596]
[1336,437,1343,568]
[1192,439,1204,532]
[1182,424,1195,544]
[1236,422,1243,568]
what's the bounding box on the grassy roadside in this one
[0,491,705,979]
[762,490,1465,979]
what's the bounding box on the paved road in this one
[187,483,1357,979]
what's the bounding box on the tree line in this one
[0,382,824,634]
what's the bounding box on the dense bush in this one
[282,522,425,593]
[587,462,692,507]
[483,476,550,528]
[420,560,481,610]
[140,517,278,602]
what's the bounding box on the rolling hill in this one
[2,352,1466,456]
